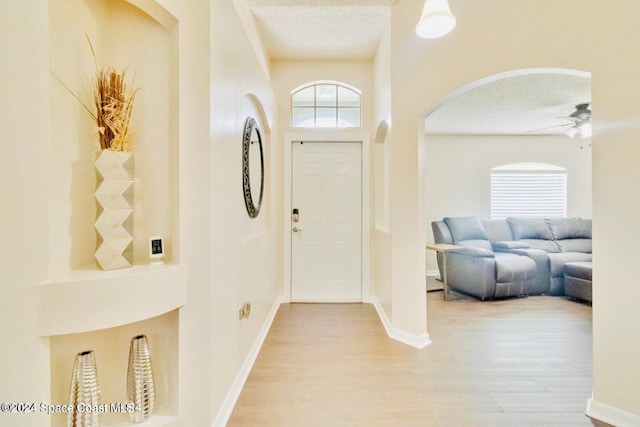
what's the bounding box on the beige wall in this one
[390,0,640,420]
[0,1,281,426]
[0,1,51,426]
[372,23,393,318]
[209,0,281,420]
[424,134,593,273]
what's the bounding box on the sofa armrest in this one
[493,241,530,250]
[449,247,495,258]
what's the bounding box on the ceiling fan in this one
[528,103,592,138]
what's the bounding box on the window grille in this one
[291,81,361,128]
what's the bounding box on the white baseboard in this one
[587,397,640,427]
[425,271,443,292]
[426,269,440,277]
[212,297,283,427]
[370,296,431,349]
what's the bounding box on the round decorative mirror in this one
[242,116,264,218]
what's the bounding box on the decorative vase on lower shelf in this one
[67,350,101,427]
[127,334,155,423]
[94,149,134,271]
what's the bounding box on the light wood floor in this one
[228,282,610,426]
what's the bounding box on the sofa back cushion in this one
[546,218,592,253]
[506,217,560,253]
[443,217,492,250]
[481,219,514,243]
[546,217,592,239]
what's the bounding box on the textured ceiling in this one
[234,1,591,135]
[252,5,389,60]
[425,72,591,135]
[238,0,396,61]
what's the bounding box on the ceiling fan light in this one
[580,122,592,138]
[415,0,456,39]
[564,126,578,138]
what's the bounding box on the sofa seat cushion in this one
[458,240,493,250]
[492,241,531,250]
[494,253,537,282]
[564,261,593,281]
[518,238,561,253]
[557,238,592,253]
[564,261,593,302]
[548,252,593,278]
[449,246,495,257]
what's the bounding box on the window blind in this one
[491,172,567,219]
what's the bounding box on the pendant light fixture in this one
[415,0,456,39]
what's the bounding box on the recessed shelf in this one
[49,310,179,427]
[39,263,187,336]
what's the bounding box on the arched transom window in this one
[291,81,361,128]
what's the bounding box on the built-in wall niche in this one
[47,2,181,425]
[49,0,178,277]
[49,310,178,427]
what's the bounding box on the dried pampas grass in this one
[94,66,138,151]
[53,36,139,151]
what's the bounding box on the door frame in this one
[284,132,371,303]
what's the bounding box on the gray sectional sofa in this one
[431,216,593,301]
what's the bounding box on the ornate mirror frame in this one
[242,116,264,218]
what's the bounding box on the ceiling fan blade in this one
[527,122,573,133]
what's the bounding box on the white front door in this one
[291,141,362,301]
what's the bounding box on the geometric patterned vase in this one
[94,150,134,270]
[127,334,155,423]
[67,350,101,427]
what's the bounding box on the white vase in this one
[94,150,134,270]
[127,334,155,423]
[67,350,101,427]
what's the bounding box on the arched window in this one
[491,163,567,219]
[291,81,361,128]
